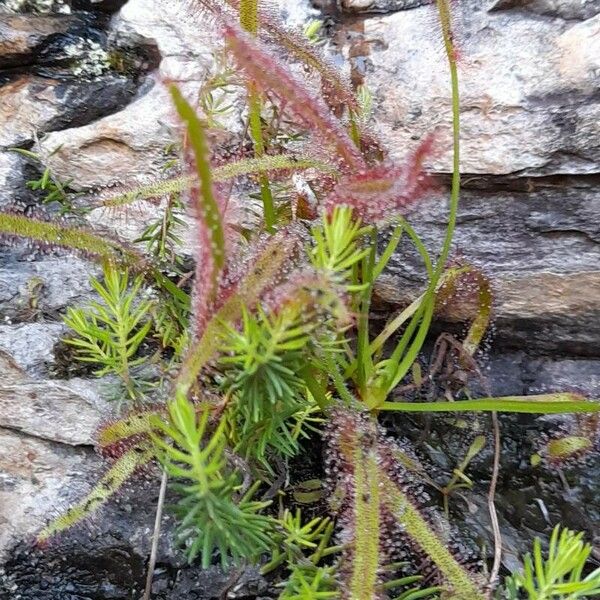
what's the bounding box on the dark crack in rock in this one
[340,0,430,14]
[489,0,600,21]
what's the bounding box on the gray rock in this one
[0,350,112,445]
[342,0,600,18]
[525,357,600,396]
[0,252,96,322]
[343,4,600,352]
[341,0,429,13]
[0,427,101,562]
[38,79,179,190]
[33,0,227,191]
[71,0,129,12]
[37,0,316,191]
[0,150,36,208]
[376,183,600,354]
[0,322,65,375]
[351,8,599,176]
[0,0,72,13]
[489,0,600,20]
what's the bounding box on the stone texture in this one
[38,79,180,190]
[0,251,97,322]
[0,14,81,68]
[0,151,36,208]
[341,0,428,13]
[71,0,129,12]
[489,0,600,20]
[34,0,225,190]
[0,74,138,149]
[0,350,111,445]
[0,0,599,594]
[340,2,600,352]
[343,0,600,18]
[37,0,316,190]
[347,7,599,176]
[0,427,101,563]
[0,322,65,375]
[376,182,600,354]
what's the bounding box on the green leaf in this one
[170,84,225,276]
[37,445,154,544]
[380,394,600,414]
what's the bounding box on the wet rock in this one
[341,0,429,13]
[525,356,600,396]
[0,251,97,322]
[348,7,600,176]
[0,14,82,69]
[376,183,600,354]
[489,0,600,20]
[0,74,138,149]
[0,460,269,599]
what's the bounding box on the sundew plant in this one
[2,0,599,598]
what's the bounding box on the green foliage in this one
[152,392,274,567]
[303,19,324,44]
[135,192,186,273]
[310,205,371,291]
[280,565,338,599]
[8,1,597,595]
[220,303,315,463]
[441,434,486,516]
[221,304,311,416]
[64,264,154,401]
[327,410,481,599]
[505,526,600,599]
[265,509,342,598]
[379,394,600,414]
[0,212,146,269]
[170,84,225,277]
[10,147,82,215]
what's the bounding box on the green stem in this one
[379,397,600,414]
[435,33,460,282]
[240,0,276,232]
[248,91,276,231]
[379,3,460,393]
[356,228,377,393]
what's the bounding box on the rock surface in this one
[0,74,139,149]
[347,5,600,176]
[0,250,97,322]
[0,14,80,68]
[338,0,600,352]
[488,0,600,20]
[376,181,600,354]
[0,0,599,597]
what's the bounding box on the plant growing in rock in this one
[2,0,600,598]
[64,263,155,403]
